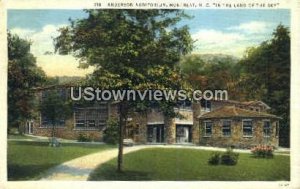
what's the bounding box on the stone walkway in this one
[39,144,289,181]
[40,145,149,181]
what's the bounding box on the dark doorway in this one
[176,124,192,143]
[147,124,165,143]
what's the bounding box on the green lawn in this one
[8,141,115,180]
[8,134,37,140]
[89,148,290,181]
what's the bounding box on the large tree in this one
[54,9,193,171]
[8,32,46,132]
[39,88,72,146]
[38,77,73,147]
[239,24,290,147]
[179,54,242,100]
[179,25,290,147]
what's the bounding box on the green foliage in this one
[39,90,72,126]
[103,118,119,144]
[208,148,239,166]
[179,54,242,99]
[53,11,194,170]
[239,24,290,147]
[181,25,290,147]
[220,148,239,165]
[208,152,221,165]
[77,133,92,142]
[8,128,20,135]
[54,9,193,117]
[89,148,289,181]
[7,32,46,129]
[8,141,115,180]
[54,10,193,70]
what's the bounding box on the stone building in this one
[22,88,281,148]
[197,105,281,148]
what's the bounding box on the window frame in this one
[263,120,271,137]
[201,100,211,112]
[75,119,85,128]
[242,119,253,137]
[74,106,108,130]
[222,120,231,137]
[204,121,212,137]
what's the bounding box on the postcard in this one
[0,0,299,189]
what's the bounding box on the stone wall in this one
[32,117,104,141]
[198,118,279,148]
[31,102,118,141]
[29,100,279,147]
[127,111,148,144]
[132,109,194,144]
[165,117,176,144]
[147,108,164,124]
[192,103,201,145]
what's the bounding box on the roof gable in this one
[198,106,280,119]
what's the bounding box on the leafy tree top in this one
[8,32,46,125]
[54,10,193,90]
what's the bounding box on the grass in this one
[7,134,37,140]
[8,141,115,180]
[89,148,290,181]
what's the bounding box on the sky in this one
[8,9,290,77]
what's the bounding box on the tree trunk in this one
[51,121,55,147]
[52,123,55,138]
[117,108,124,172]
[117,102,128,172]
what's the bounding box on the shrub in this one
[251,145,274,158]
[103,118,119,144]
[8,127,20,135]
[208,148,239,166]
[208,152,221,165]
[220,148,239,165]
[77,133,92,142]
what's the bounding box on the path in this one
[40,145,149,181]
[39,144,289,181]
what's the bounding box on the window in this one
[222,120,231,137]
[176,126,185,137]
[135,124,140,134]
[76,120,85,128]
[74,108,85,128]
[177,100,192,110]
[263,120,271,137]
[243,120,253,137]
[74,106,108,130]
[201,100,211,112]
[204,121,212,137]
[87,120,96,127]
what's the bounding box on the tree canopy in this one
[7,32,46,130]
[240,24,290,147]
[54,9,194,115]
[179,54,242,99]
[54,9,194,170]
[179,24,290,147]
